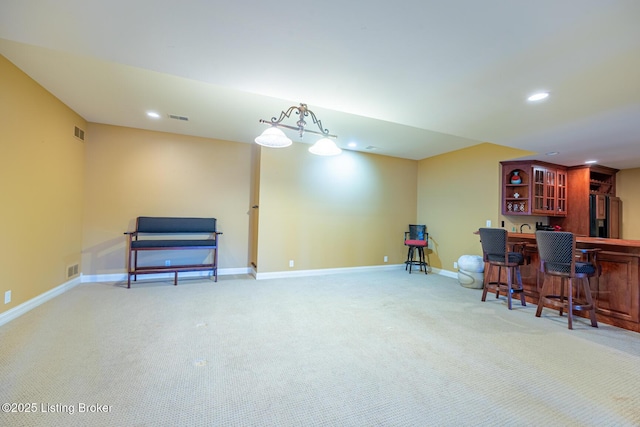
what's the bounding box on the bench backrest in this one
[136,217,217,233]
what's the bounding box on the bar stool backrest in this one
[478,228,508,264]
[536,231,575,276]
[407,224,427,241]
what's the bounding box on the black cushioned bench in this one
[124,216,222,288]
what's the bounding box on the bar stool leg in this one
[506,267,513,310]
[567,279,574,330]
[559,279,566,317]
[535,276,548,318]
[409,246,415,273]
[583,278,598,327]
[481,263,493,302]
[405,246,411,271]
[418,247,427,274]
[516,266,526,306]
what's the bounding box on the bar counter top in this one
[508,233,640,249]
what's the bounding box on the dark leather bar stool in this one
[535,231,598,330]
[404,224,428,274]
[478,228,527,309]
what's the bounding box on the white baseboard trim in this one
[81,267,253,284]
[0,276,82,327]
[255,264,459,280]
[255,264,405,280]
[432,268,457,279]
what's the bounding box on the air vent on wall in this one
[168,114,189,121]
[74,126,85,141]
[67,263,79,278]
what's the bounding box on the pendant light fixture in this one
[254,126,292,148]
[308,137,342,156]
[255,103,341,156]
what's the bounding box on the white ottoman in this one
[457,255,484,289]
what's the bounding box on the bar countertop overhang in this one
[508,233,640,249]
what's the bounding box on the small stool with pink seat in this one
[404,224,429,274]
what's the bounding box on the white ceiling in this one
[1,1,639,169]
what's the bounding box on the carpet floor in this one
[1,269,639,426]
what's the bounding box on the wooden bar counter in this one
[506,233,640,332]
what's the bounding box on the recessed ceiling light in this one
[545,151,559,156]
[348,142,357,148]
[147,111,160,118]
[527,92,549,102]
[585,160,598,164]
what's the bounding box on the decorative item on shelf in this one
[510,171,522,184]
[514,192,520,199]
[520,202,525,211]
[507,202,513,212]
[255,103,341,156]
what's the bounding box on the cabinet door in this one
[595,252,639,323]
[532,166,567,217]
[532,166,547,214]
[544,169,557,213]
[609,196,621,239]
[556,170,567,216]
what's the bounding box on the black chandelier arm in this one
[258,103,334,138]
[258,120,337,139]
[268,105,302,125]
[305,110,331,136]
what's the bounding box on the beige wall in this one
[417,143,535,271]
[82,124,253,275]
[0,55,86,315]
[256,143,418,273]
[4,50,640,317]
[617,168,640,239]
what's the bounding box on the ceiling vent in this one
[168,114,189,121]
[74,126,85,141]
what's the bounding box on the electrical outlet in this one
[384,256,388,263]
[486,220,492,227]
[453,262,458,269]
[289,260,294,268]
[165,260,171,266]
[4,290,11,304]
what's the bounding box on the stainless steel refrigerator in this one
[589,194,621,238]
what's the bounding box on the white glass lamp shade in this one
[255,126,293,148]
[308,138,342,156]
